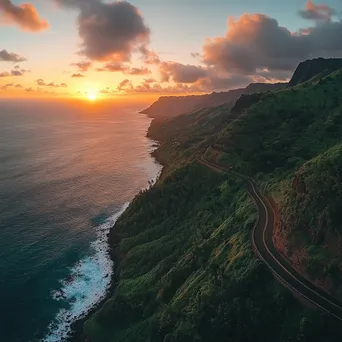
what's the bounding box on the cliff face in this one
[140,82,286,120]
[275,145,342,299]
[288,57,342,86]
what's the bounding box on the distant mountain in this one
[140,82,286,120]
[140,94,208,119]
[288,57,342,86]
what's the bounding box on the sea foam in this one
[41,202,129,342]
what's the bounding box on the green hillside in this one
[81,60,342,342]
[209,68,342,297]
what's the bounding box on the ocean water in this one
[0,100,161,342]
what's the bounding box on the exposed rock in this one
[288,57,342,87]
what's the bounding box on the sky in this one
[0,0,342,99]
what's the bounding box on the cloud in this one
[199,73,254,91]
[70,61,92,72]
[0,68,27,77]
[117,78,133,91]
[36,79,68,87]
[72,73,85,78]
[139,45,160,64]
[119,81,208,94]
[98,86,117,95]
[190,52,201,58]
[22,86,69,96]
[109,59,255,93]
[126,67,151,75]
[159,61,208,83]
[0,0,49,32]
[57,0,150,62]
[0,82,23,89]
[202,13,342,77]
[1,83,13,89]
[96,62,127,72]
[117,72,253,94]
[96,62,151,75]
[144,78,156,83]
[0,49,26,62]
[299,0,336,22]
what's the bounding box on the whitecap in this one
[41,202,129,342]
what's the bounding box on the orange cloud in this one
[0,68,28,77]
[139,46,160,65]
[126,67,151,75]
[71,73,85,78]
[202,12,342,76]
[159,61,207,83]
[70,61,92,72]
[96,62,151,75]
[0,0,49,32]
[36,79,68,87]
[117,79,133,91]
[299,0,335,21]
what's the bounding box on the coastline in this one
[67,116,162,342]
[67,228,123,342]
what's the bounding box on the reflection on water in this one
[0,99,161,341]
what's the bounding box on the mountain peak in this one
[289,58,342,86]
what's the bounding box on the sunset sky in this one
[0,0,342,99]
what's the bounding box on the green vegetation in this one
[82,58,342,341]
[212,67,342,291]
[84,164,342,342]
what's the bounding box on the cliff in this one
[288,57,342,86]
[140,82,286,120]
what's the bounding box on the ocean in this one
[0,99,161,342]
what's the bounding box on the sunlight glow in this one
[88,93,97,101]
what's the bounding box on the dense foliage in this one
[216,69,342,175]
[84,165,342,342]
[212,68,342,290]
[82,59,342,342]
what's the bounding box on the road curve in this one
[199,156,342,321]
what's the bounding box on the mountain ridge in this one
[140,82,286,120]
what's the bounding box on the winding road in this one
[199,156,342,321]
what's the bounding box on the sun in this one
[87,92,97,101]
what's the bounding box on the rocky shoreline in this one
[68,120,162,342]
[67,231,122,342]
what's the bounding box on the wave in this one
[41,202,130,342]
